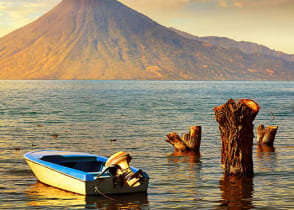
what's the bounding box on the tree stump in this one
[257,124,278,146]
[214,99,260,177]
[166,126,201,152]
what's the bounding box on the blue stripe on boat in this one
[24,150,148,182]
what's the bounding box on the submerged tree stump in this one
[214,99,260,177]
[166,126,201,152]
[257,124,278,146]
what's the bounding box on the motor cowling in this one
[105,151,142,187]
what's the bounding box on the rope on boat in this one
[94,186,117,201]
[94,167,117,201]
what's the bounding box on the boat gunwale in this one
[24,150,111,181]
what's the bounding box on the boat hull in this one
[86,177,149,195]
[26,159,86,194]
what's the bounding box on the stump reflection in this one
[256,145,277,171]
[256,144,275,153]
[218,175,254,209]
[168,150,201,165]
[167,151,201,178]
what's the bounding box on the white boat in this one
[24,150,149,195]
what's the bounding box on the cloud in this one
[216,0,242,8]
[120,0,194,13]
[0,0,60,37]
[215,0,294,8]
[0,0,60,24]
[241,0,294,8]
[120,0,294,11]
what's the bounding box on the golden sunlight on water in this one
[26,182,148,209]
[0,80,293,209]
[26,182,85,207]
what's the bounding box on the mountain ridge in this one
[170,27,294,63]
[0,0,293,80]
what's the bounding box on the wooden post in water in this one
[214,99,260,177]
[166,126,201,152]
[257,124,278,146]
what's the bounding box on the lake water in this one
[0,80,293,209]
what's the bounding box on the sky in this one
[0,0,293,54]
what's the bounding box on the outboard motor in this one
[105,151,143,187]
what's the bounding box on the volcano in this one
[0,0,293,80]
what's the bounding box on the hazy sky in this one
[0,0,293,54]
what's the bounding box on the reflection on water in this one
[86,193,148,210]
[168,151,201,165]
[26,182,85,207]
[256,145,277,171]
[26,182,149,209]
[218,175,254,209]
[167,151,202,181]
[256,145,275,154]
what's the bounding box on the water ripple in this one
[0,80,293,209]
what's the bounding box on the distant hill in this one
[0,0,293,80]
[170,27,294,63]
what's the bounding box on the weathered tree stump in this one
[166,126,201,152]
[214,99,260,177]
[257,124,278,146]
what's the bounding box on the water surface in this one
[0,81,293,209]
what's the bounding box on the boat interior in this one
[41,155,106,173]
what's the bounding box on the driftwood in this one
[214,99,260,177]
[166,126,201,152]
[257,124,278,146]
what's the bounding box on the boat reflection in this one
[26,182,149,209]
[218,175,254,209]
